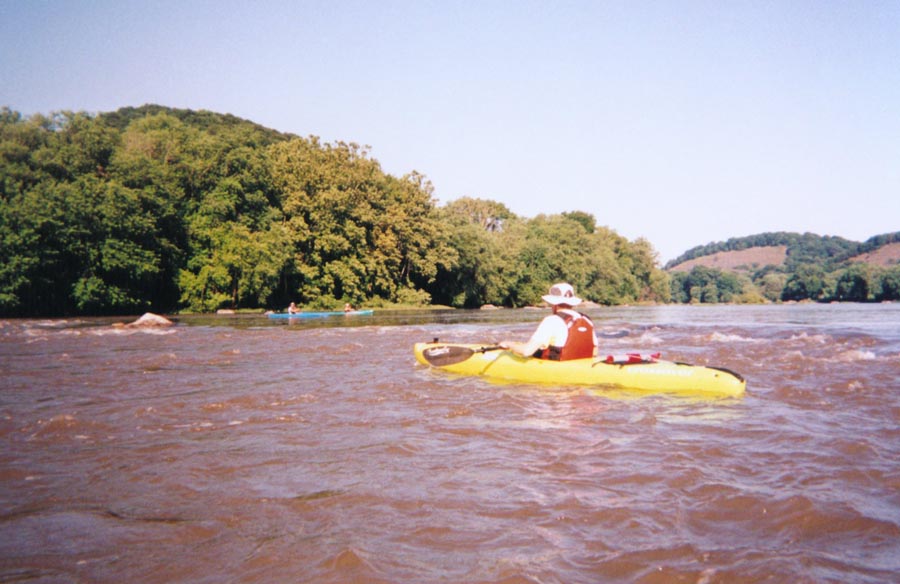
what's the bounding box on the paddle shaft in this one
[421,345,503,367]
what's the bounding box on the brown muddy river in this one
[2,304,899,583]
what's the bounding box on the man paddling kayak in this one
[499,282,598,361]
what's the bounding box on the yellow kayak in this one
[413,342,746,398]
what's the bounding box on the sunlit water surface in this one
[2,304,899,583]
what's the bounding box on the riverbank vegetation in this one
[0,106,668,316]
[3,106,895,316]
[668,233,900,304]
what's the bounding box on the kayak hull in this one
[413,342,745,398]
[268,309,374,319]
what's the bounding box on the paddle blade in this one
[421,345,476,367]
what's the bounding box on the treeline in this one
[667,230,900,303]
[0,105,669,316]
[664,231,899,271]
[671,262,900,303]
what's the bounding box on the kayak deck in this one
[414,342,745,398]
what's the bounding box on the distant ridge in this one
[668,246,787,273]
[847,242,900,266]
[666,232,900,272]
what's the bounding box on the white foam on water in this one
[707,332,760,343]
[834,349,878,362]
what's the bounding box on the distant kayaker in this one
[288,302,300,314]
[499,282,597,361]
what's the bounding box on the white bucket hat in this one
[542,282,582,306]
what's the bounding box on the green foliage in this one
[666,231,861,271]
[756,271,788,302]
[877,267,900,301]
[667,230,900,304]
[781,265,826,301]
[268,139,454,308]
[860,231,900,252]
[0,109,178,314]
[428,200,511,308]
[833,264,871,302]
[0,105,671,315]
[428,207,670,308]
[442,196,513,232]
[670,266,745,304]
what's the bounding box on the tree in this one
[756,272,788,302]
[177,142,288,311]
[428,201,514,308]
[833,265,871,302]
[268,139,452,307]
[877,267,900,301]
[0,105,673,314]
[497,214,667,306]
[669,272,690,303]
[621,237,670,302]
[180,222,289,311]
[443,196,513,232]
[669,266,742,304]
[782,265,825,301]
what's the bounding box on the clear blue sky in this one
[2,0,898,262]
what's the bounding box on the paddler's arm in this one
[499,320,552,357]
[498,340,542,357]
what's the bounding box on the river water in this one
[1,304,899,583]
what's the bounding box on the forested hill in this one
[0,105,670,317]
[666,232,900,272]
[664,232,900,304]
[99,105,293,143]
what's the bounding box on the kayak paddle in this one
[421,345,503,367]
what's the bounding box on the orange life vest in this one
[539,311,595,361]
